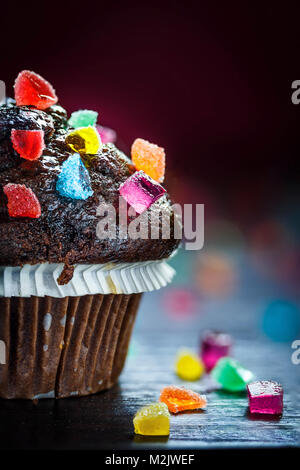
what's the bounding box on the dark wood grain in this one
[0,328,298,450]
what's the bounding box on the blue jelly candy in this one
[56,154,94,200]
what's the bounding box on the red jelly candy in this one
[3,183,41,218]
[11,129,45,161]
[14,70,58,110]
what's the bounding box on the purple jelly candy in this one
[97,125,117,144]
[119,170,166,214]
[201,330,232,372]
[247,381,283,415]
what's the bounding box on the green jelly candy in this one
[211,357,254,392]
[68,109,98,128]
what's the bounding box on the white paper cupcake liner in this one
[0,259,176,298]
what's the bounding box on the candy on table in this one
[14,70,58,110]
[247,381,283,415]
[68,109,98,128]
[133,402,170,436]
[201,330,232,372]
[66,126,101,155]
[3,183,41,218]
[11,129,45,161]
[119,170,166,214]
[56,153,94,200]
[175,349,205,381]
[160,385,207,414]
[131,138,165,183]
[97,125,117,144]
[211,357,254,392]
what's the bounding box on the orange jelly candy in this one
[160,386,207,414]
[131,138,165,183]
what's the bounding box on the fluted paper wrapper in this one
[0,260,175,297]
[0,260,175,399]
[0,293,142,399]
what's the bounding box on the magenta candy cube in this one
[247,381,283,415]
[97,125,117,144]
[201,330,232,372]
[119,170,166,214]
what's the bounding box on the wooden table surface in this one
[0,249,299,451]
[0,329,298,450]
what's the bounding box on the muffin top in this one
[0,71,180,272]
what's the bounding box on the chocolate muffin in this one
[0,70,180,399]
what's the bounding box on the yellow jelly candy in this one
[66,126,101,155]
[175,349,205,381]
[133,402,170,436]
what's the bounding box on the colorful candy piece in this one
[97,125,117,144]
[131,138,165,183]
[14,70,58,110]
[175,349,205,381]
[247,381,283,415]
[56,154,94,200]
[68,110,98,128]
[119,170,166,214]
[3,183,41,218]
[201,330,232,372]
[211,357,254,392]
[66,126,101,155]
[160,385,207,414]
[11,129,45,161]
[133,402,170,436]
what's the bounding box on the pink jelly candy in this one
[247,381,283,415]
[96,125,117,144]
[11,129,45,161]
[201,330,232,372]
[3,183,41,218]
[119,170,166,214]
[14,70,58,110]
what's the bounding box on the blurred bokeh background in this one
[1,2,300,347]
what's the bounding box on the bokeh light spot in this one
[262,300,300,342]
[195,252,237,298]
[163,288,198,320]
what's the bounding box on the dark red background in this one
[1,1,300,226]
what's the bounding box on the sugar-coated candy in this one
[97,125,117,144]
[56,154,94,200]
[211,357,254,392]
[133,402,170,436]
[14,70,58,110]
[68,110,98,128]
[3,183,41,218]
[247,381,283,415]
[131,138,165,183]
[66,126,101,155]
[175,349,205,381]
[160,385,207,414]
[119,170,166,214]
[11,129,45,161]
[201,330,232,372]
